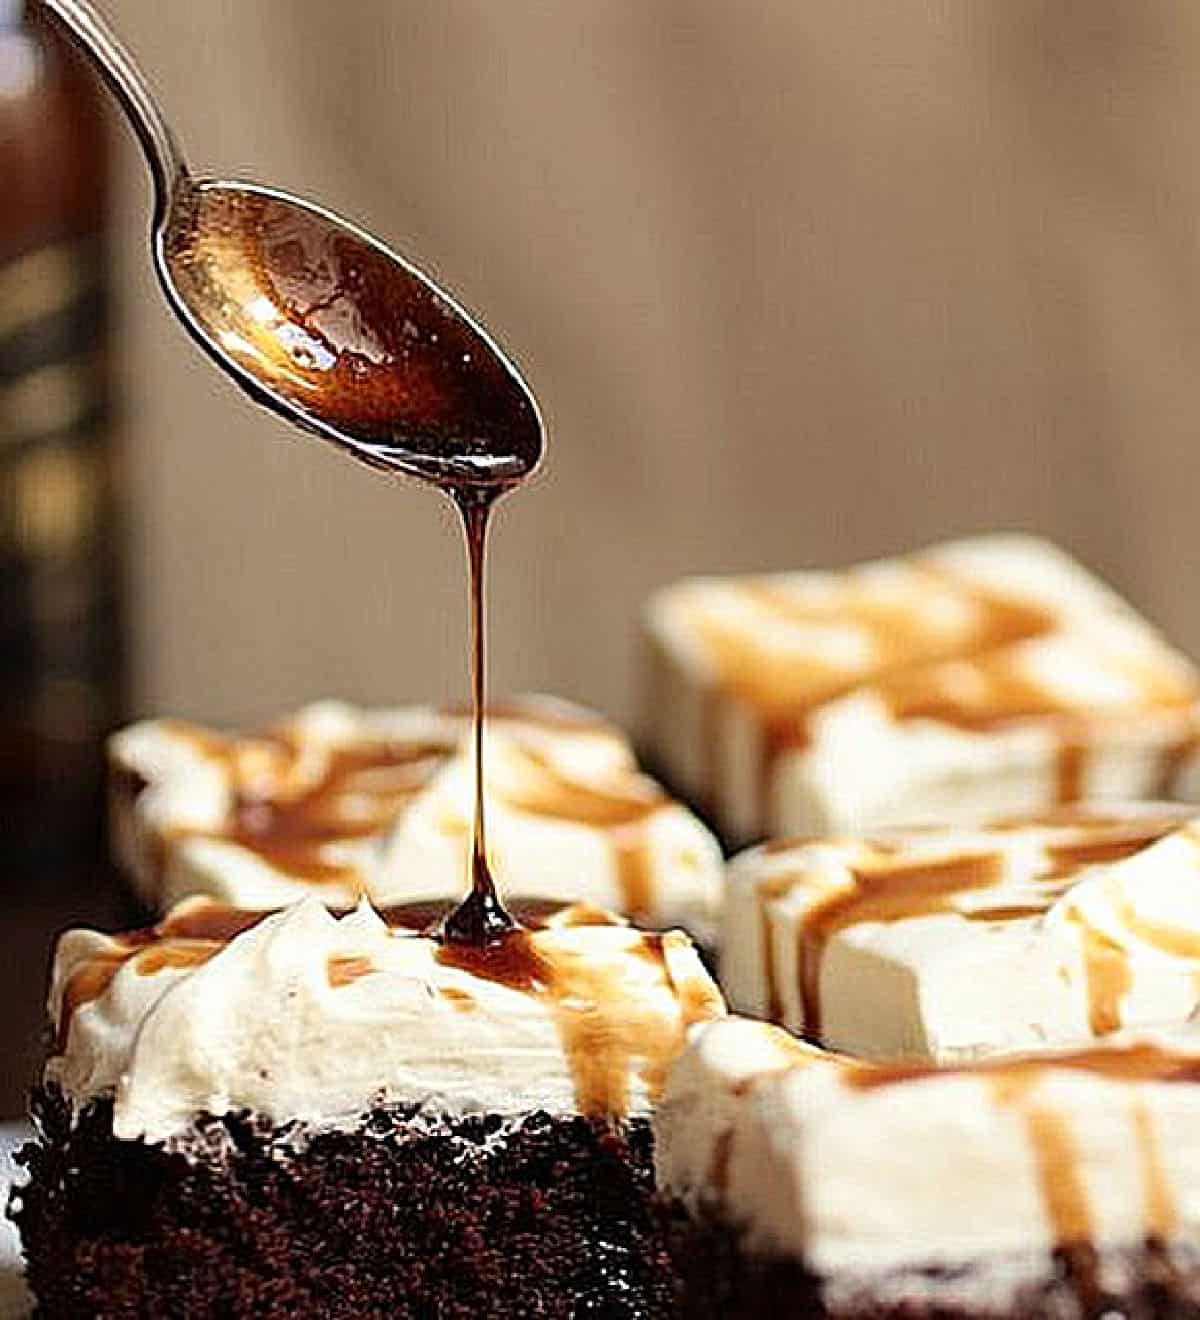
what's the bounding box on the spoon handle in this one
[39,0,187,215]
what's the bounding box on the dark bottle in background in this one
[0,0,123,873]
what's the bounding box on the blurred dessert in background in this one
[109,695,723,944]
[0,3,123,870]
[657,1015,1200,1318]
[643,535,1200,846]
[12,894,724,1315]
[722,801,1200,1059]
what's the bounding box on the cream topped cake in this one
[643,535,1200,844]
[657,1015,1200,1317]
[11,895,725,1316]
[109,695,722,940]
[722,802,1200,1061]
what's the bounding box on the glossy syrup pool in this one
[164,184,542,486]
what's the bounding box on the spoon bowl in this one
[158,180,543,486]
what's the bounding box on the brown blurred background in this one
[5,0,1200,1111]
[106,0,1200,727]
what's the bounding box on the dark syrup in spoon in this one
[165,189,542,942]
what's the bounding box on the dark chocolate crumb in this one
[9,1086,677,1319]
[661,1199,1200,1319]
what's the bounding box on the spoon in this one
[39,0,545,489]
[41,0,543,944]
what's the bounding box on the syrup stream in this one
[441,489,516,943]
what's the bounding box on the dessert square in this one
[643,535,1200,845]
[109,695,723,942]
[657,1016,1200,1318]
[9,896,724,1317]
[722,803,1200,1061]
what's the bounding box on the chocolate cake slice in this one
[9,896,725,1318]
[657,1016,1200,1318]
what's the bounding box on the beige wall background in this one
[104,0,1200,733]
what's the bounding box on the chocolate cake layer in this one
[663,1205,1200,1319]
[11,1086,675,1319]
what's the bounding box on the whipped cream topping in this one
[48,896,725,1144]
[109,696,722,940]
[657,1016,1200,1292]
[723,802,1200,1061]
[643,535,1200,844]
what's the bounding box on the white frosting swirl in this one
[48,897,725,1144]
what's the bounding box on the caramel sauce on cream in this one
[498,744,669,920]
[844,1040,1192,1251]
[1023,1104,1093,1246]
[143,714,676,919]
[326,954,375,987]
[166,730,452,888]
[1070,915,1134,1037]
[689,564,1200,830]
[437,927,721,1116]
[796,850,1005,1040]
[760,809,1192,1042]
[54,898,714,1118]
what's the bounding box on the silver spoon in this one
[40,0,544,490]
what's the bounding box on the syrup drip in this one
[166,186,543,945]
[440,491,518,944]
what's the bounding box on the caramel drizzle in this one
[58,894,272,1046]
[223,743,447,886]
[326,954,375,987]
[437,928,721,1117]
[496,745,669,922]
[846,1041,1189,1255]
[795,851,1004,1041]
[1134,1100,1176,1240]
[764,811,1187,1039]
[55,897,629,1052]
[1023,1103,1093,1246]
[1072,917,1134,1037]
[1055,739,1087,807]
[152,717,675,916]
[844,1039,1200,1092]
[58,934,222,1051]
[695,570,1056,830]
[160,724,453,887]
[691,565,1200,833]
